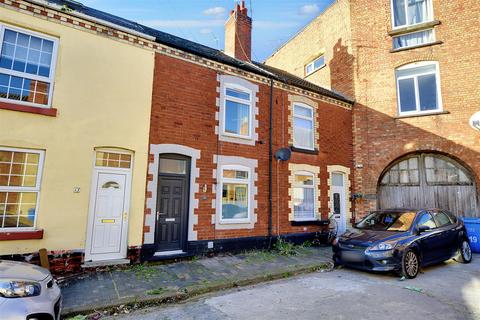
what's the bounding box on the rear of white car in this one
[0,260,62,320]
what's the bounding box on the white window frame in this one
[293,102,315,150]
[395,61,443,116]
[390,0,434,29]
[0,23,59,109]
[305,55,325,76]
[0,147,45,231]
[292,170,317,221]
[392,28,435,50]
[221,83,253,140]
[219,164,251,224]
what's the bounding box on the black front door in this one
[155,155,190,252]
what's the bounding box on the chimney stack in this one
[224,1,252,62]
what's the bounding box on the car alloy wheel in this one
[402,250,419,279]
[459,240,472,263]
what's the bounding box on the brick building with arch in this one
[266,0,480,220]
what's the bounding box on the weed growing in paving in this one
[146,287,166,295]
[274,237,298,256]
[244,250,277,263]
[128,263,161,280]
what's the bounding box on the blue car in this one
[332,209,473,278]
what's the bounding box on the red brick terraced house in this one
[267,0,480,221]
[0,0,354,267]
[141,2,354,259]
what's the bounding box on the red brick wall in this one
[349,0,480,214]
[147,52,353,241]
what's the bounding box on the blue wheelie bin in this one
[462,218,480,253]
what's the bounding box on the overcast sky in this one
[81,0,335,61]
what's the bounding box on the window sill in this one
[390,40,443,53]
[395,110,450,119]
[388,20,441,37]
[0,229,44,241]
[219,219,251,225]
[291,219,329,226]
[0,101,57,117]
[290,146,319,155]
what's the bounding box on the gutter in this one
[27,0,156,41]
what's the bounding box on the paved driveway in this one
[106,255,480,320]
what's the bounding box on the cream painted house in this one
[0,0,154,268]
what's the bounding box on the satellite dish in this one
[274,148,292,161]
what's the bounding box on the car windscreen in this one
[355,211,416,232]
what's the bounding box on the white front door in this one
[85,171,130,261]
[332,172,347,235]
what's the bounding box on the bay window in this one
[395,62,442,115]
[0,24,57,108]
[0,148,44,230]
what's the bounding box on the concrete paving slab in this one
[61,246,332,316]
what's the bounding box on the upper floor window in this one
[393,29,435,50]
[0,25,58,108]
[220,165,251,223]
[222,85,252,139]
[395,62,442,115]
[391,0,433,28]
[305,55,325,76]
[293,171,316,220]
[0,147,44,230]
[293,103,315,150]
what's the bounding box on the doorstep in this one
[149,250,191,261]
[81,258,130,268]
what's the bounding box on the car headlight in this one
[366,242,395,252]
[0,280,41,298]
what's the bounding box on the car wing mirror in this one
[417,225,431,234]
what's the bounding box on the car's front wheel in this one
[455,239,472,264]
[401,249,420,279]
